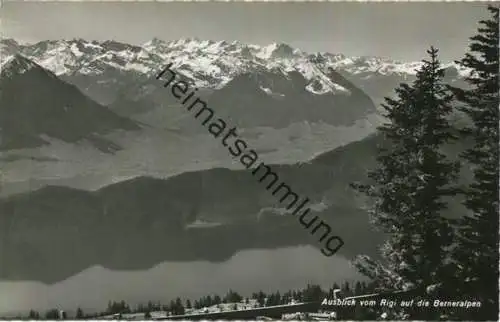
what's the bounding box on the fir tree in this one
[256,291,266,307]
[330,282,341,298]
[361,281,370,293]
[303,284,324,301]
[28,309,40,319]
[75,307,84,319]
[449,6,499,320]
[354,281,363,295]
[169,300,176,314]
[107,300,130,314]
[352,47,460,315]
[224,289,243,303]
[296,290,303,302]
[44,309,60,320]
[175,297,184,315]
[267,293,275,306]
[341,282,352,297]
[274,291,281,305]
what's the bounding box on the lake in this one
[0,245,363,315]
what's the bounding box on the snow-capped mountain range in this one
[0,37,469,96]
[0,54,41,78]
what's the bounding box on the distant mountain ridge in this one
[0,38,469,101]
[0,54,140,151]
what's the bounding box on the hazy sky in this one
[1,1,492,61]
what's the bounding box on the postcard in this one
[0,1,498,320]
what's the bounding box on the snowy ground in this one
[99,299,274,319]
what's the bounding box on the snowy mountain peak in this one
[257,42,302,60]
[0,38,21,58]
[142,37,169,51]
[0,38,20,49]
[0,54,40,78]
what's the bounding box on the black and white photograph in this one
[0,1,498,320]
